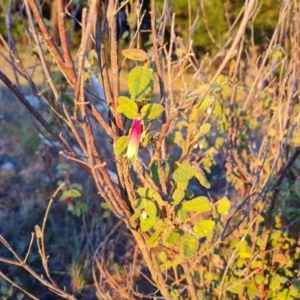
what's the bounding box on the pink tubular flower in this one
[127,115,142,160]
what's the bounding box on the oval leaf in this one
[128,66,153,100]
[121,48,147,61]
[198,95,215,110]
[165,231,181,245]
[173,162,195,183]
[144,199,158,219]
[140,216,156,232]
[180,235,199,259]
[171,188,185,206]
[194,165,211,189]
[141,103,164,120]
[137,187,155,199]
[199,123,211,134]
[182,196,211,213]
[194,220,215,238]
[114,136,129,156]
[166,132,183,145]
[147,229,163,248]
[217,197,231,214]
[117,96,138,119]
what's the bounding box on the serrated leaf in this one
[133,198,145,209]
[140,215,156,232]
[117,96,138,119]
[114,136,129,156]
[179,235,199,259]
[182,196,211,213]
[199,123,211,134]
[171,188,185,206]
[217,197,231,214]
[194,165,211,188]
[166,132,183,145]
[128,66,153,100]
[145,200,158,219]
[148,229,163,248]
[121,48,147,61]
[141,103,164,120]
[173,162,195,182]
[194,220,215,238]
[165,232,181,245]
[177,181,189,190]
[177,203,188,222]
[137,187,155,199]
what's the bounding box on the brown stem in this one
[57,0,75,75]
[106,0,123,131]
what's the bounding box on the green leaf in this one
[147,229,163,248]
[140,216,156,232]
[185,89,201,102]
[179,235,199,259]
[171,188,185,206]
[270,275,288,291]
[100,202,109,209]
[166,132,183,145]
[133,198,145,209]
[177,203,188,222]
[150,160,160,186]
[185,189,194,199]
[227,281,243,294]
[165,231,181,245]
[153,192,165,206]
[255,274,264,284]
[130,211,141,221]
[60,189,81,201]
[158,251,168,263]
[217,197,231,214]
[290,280,300,297]
[114,136,129,156]
[173,162,195,182]
[199,123,211,134]
[128,66,153,100]
[193,220,215,238]
[194,165,211,188]
[198,95,215,110]
[80,203,89,213]
[137,187,155,199]
[182,196,212,213]
[144,199,158,219]
[246,281,257,299]
[121,48,147,61]
[117,96,138,119]
[176,181,189,190]
[141,103,164,120]
[71,183,83,191]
